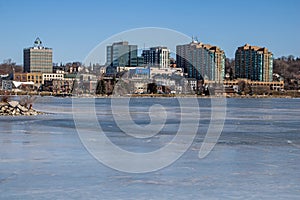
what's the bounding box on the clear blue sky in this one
[0,0,299,65]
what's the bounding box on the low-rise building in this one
[150,67,183,77]
[14,72,43,86]
[223,79,284,91]
[43,73,64,84]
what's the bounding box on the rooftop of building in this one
[149,46,169,50]
[24,37,52,50]
[112,41,129,46]
[24,47,52,50]
[177,39,224,53]
[238,44,270,54]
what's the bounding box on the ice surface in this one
[0,97,300,199]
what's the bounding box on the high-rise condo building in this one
[23,37,53,73]
[235,44,273,82]
[106,41,138,67]
[176,40,225,82]
[142,46,170,69]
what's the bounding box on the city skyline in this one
[0,0,300,64]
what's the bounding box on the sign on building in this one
[1,80,13,90]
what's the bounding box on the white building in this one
[150,67,183,77]
[42,73,64,84]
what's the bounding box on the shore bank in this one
[1,90,300,98]
[0,101,44,116]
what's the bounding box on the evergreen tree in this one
[96,80,106,95]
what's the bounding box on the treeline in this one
[273,56,300,79]
[0,59,22,74]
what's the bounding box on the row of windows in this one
[44,74,63,78]
[29,52,52,55]
[29,58,52,60]
[30,64,52,67]
[15,76,42,79]
[30,58,52,61]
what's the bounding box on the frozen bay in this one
[0,97,300,199]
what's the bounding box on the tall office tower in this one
[176,40,225,82]
[141,46,170,69]
[106,41,138,67]
[23,37,53,73]
[235,44,273,82]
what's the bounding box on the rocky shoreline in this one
[0,101,43,116]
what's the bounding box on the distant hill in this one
[273,56,300,79]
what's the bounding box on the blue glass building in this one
[235,44,273,82]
